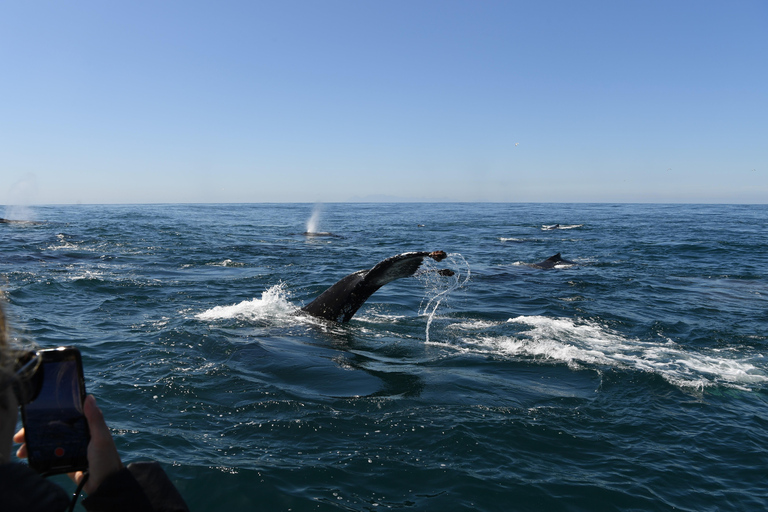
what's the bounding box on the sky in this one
[1,1,766,205]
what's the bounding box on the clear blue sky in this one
[1,1,766,205]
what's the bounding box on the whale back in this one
[533,253,575,269]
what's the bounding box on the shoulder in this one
[0,462,70,512]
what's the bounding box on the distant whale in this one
[531,253,576,269]
[301,251,451,323]
[541,224,583,231]
[0,218,42,225]
[302,231,343,238]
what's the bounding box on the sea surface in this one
[2,203,767,511]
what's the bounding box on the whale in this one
[531,253,575,269]
[0,218,42,225]
[302,231,343,238]
[541,223,583,231]
[301,250,450,323]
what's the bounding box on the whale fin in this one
[532,253,575,269]
[301,251,448,323]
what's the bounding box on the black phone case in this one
[20,347,90,476]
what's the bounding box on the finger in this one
[68,470,85,487]
[13,428,25,443]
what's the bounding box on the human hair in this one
[0,303,33,409]
[0,303,40,412]
[0,302,12,412]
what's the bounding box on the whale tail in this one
[301,251,448,323]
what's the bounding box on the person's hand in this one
[15,394,124,494]
[71,394,124,494]
[13,428,27,458]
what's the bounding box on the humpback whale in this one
[301,250,449,323]
[532,253,575,269]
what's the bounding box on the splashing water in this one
[195,283,299,323]
[418,253,471,343]
[444,315,768,391]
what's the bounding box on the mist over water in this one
[3,203,768,511]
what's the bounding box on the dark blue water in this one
[2,203,767,511]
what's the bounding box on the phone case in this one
[20,347,90,476]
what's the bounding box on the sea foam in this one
[195,283,299,323]
[441,315,768,391]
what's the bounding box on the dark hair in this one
[0,304,40,410]
[0,303,12,411]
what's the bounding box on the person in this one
[0,303,190,511]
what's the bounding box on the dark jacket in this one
[0,461,189,512]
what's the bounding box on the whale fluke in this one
[301,251,448,323]
[532,253,575,269]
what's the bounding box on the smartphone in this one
[20,347,90,476]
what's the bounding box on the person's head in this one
[0,303,40,463]
[0,303,37,404]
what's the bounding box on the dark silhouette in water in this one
[531,253,575,269]
[0,218,42,225]
[301,251,450,323]
[302,231,343,238]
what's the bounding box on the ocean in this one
[2,202,767,511]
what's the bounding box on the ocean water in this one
[2,202,767,511]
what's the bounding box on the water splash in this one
[418,253,471,343]
[541,224,583,231]
[447,315,768,391]
[195,283,300,323]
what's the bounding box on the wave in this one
[500,237,527,242]
[207,259,245,267]
[46,233,84,251]
[541,224,583,230]
[437,315,768,391]
[195,283,301,323]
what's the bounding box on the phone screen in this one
[21,348,89,476]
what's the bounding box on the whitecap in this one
[439,315,768,391]
[195,283,300,323]
[504,316,768,390]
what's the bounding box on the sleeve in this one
[82,461,189,512]
[0,463,71,512]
